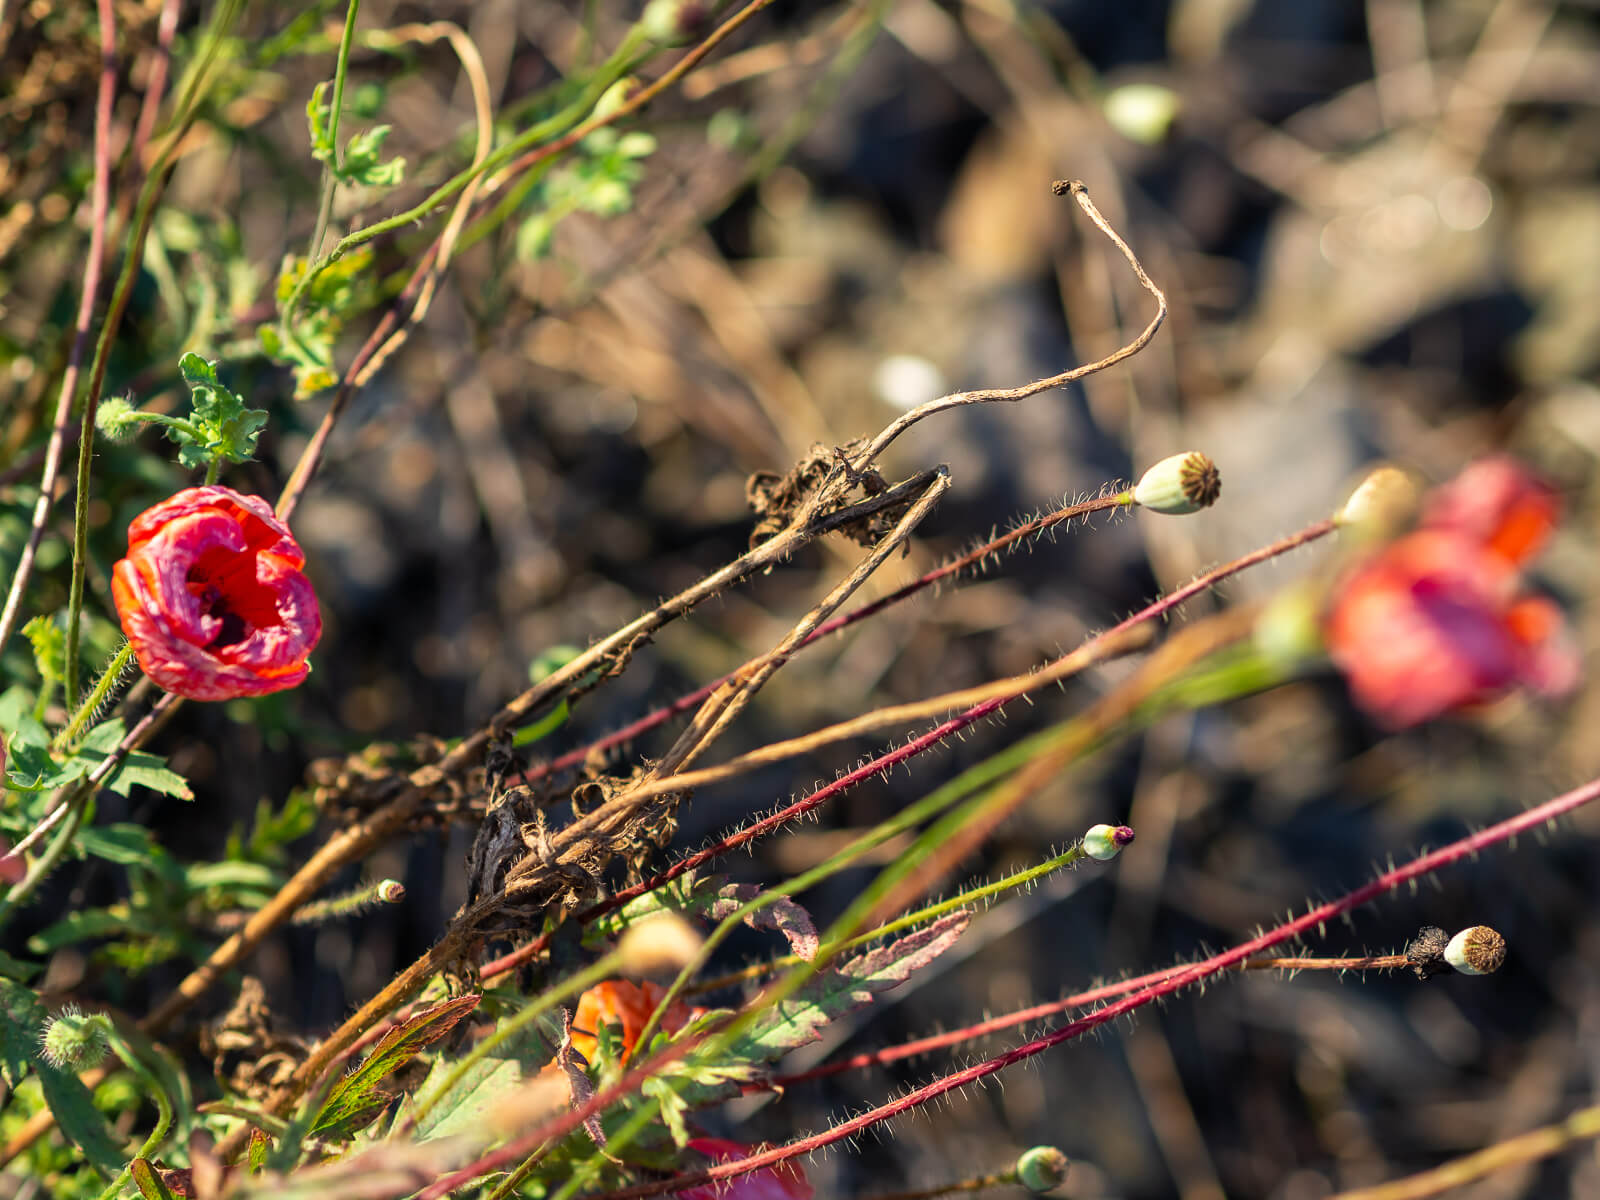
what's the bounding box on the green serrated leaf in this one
[341,125,406,187]
[5,741,87,792]
[312,994,480,1141]
[0,951,42,981]
[172,353,268,467]
[306,80,335,162]
[74,722,193,800]
[28,905,167,955]
[640,1075,691,1147]
[132,1158,178,1200]
[728,913,970,1067]
[407,1008,563,1142]
[0,687,48,746]
[22,614,66,699]
[0,979,126,1176]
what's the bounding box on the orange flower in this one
[112,486,321,701]
[1325,458,1577,729]
[569,980,702,1064]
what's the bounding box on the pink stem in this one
[584,773,1600,1199]
[0,0,118,655]
[479,517,1337,982]
[519,497,1125,787]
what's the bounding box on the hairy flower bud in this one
[1445,925,1506,975]
[94,396,143,441]
[1082,823,1134,862]
[1132,452,1220,515]
[39,1007,112,1071]
[1016,1145,1071,1193]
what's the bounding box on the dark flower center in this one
[186,547,281,651]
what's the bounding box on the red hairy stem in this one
[519,494,1127,787]
[771,955,1411,1087]
[473,518,1337,985]
[584,773,1600,1200]
[479,516,1337,981]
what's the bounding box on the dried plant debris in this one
[306,735,459,824]
[1405,925,1452,980]
[201,976,310,1101]
[746,440,904,549]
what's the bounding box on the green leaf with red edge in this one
[641,912,971,1118]
[310,993,480,1141]
[403,1001,571,1144]
[725,911,970,1066]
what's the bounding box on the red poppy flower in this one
[569,980,703,1065]
[1325,458,1577,729]
[111,486,321,701]
[681,1138,813,1200]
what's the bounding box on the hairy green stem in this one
[53,642,136,754]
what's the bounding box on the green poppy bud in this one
[1016,1145,1071,1193]
[39,1007,112,1071]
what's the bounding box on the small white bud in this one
[617,913,704,976]
[1444,925,1506,975]
[1103,83,1182,145]
[1336,466,1419,537]
[1131,452,1220,515]
[1082,824,1134,862]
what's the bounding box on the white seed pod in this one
[1444,925,1507,975]
[1082,824,1134,862]
[1131,452,1221,515]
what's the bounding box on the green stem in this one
[53,641,136,754]
[691,840,1092,995]
[95,1038,175,1200]
[307,0,362,260]
[279,28,649,350]
[203,458,220,486]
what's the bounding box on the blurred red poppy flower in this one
[1325,458,1577,729]
[569,979,703,1064]
[112,486,321,702]
[682,1138,813,1200]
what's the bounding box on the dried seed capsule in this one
[1445,925,1507,975]
[1132,452,1221,515]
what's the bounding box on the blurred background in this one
[3,0,1600,1196]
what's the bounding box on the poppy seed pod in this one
[112,486,321,701]
[1445,925,1507,975]
[1132,452,1221,515]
